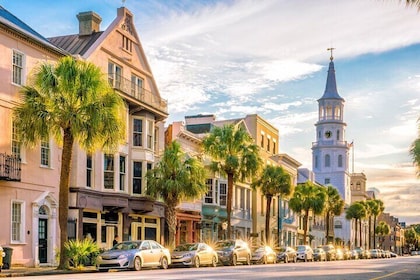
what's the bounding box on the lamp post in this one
[222,222,228,240]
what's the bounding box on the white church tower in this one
[312,50,352,245]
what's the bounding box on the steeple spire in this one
[319,48,343,100]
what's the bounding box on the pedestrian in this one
[113,235,119,246]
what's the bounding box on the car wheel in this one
[284,256,288,263]
[272,256,276,264]
[304,256,307,262]
[246,254,251,265]
[231,254,237,266]
[161,257,169,269]
[194,256,200,268]
[293,256,297,263]
[133,256,142,271]
[98,269,108,272]
[211,256,217,267]
[263,256,267,265]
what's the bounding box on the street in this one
[9,256,420,280]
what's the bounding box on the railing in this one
[0,153,21,181]
[312,140,349,148]
[108,73,168,114]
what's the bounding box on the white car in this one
[296,245,314,262]
[96,240,171,271]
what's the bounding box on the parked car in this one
[341,247,352,260]
[390,252,398,258]
[251,246,277,264]
[369,249,381,259]
[215,239,251,266]
[296,245,313,262]
[96,240,171,272]
[276,246,297,263]
[321,244,336,261]
[171,242,218,268]
[335,247,344,260]
[313,248,326,261]
[350,249,359,260]
[354,247,369,259]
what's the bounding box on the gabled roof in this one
[0,5,66,55]
[48,32,103,56]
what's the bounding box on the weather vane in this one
[122,0,126,7]
[327,47,335,61]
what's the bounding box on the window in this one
[326,105,332,118]
[154,127,158,152]
[338,155,343,168]
[147,120,153,149]
[86,154,92,187]
[119,155,126,191]
[267,138,270,152]
[219,182,227,206]
[11,201,24,242]
[315,155,318,169]
[260,134,264,148]
[133,119,143,146]
[272,140,276,154]
[122,35,132,52]
[356,182,361,191]
[131,75,143,98]
[205,179,213,203]
[133,161,142,194]
[104,154,114,189]
[11,120,21,158]
[336,130,340,141]
[325,154,330,167]
[108,62,122,89]
[12,50,24,85]
[41,139,50,166]
[325,178,330,185]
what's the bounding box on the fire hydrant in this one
[0,246,4,272]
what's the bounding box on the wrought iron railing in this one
[108,73,168,114]
[0,153,21,181]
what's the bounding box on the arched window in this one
[325,154,330,167]
[39,205,48,215]
[338,155,343,167]
[326,105,332,118]
[336,130,340,141]
[315,155,318,169]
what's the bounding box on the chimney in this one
[76,11,102,36]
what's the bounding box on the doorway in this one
[38,218,48,263]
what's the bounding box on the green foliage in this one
[410,118,420,177]
[64,238,100,269]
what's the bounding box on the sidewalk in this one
[0,266,97,278]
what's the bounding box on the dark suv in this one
[215,239,251,266]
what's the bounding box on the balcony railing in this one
[312,140,349,148]
[108,73,168,114]
[0,153,21,181]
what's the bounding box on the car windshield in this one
[215,241,234,249]
[255,247,265,252]
[174,243,198,252]
[296,246,306,251]
[112,242,139,251]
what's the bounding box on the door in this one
[39,218,48,263]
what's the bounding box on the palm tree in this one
[345,202,366,247]
[324,185,344,244]
[410,118,420,177]
[13,56,125,269]
[406,0,420,10]
[289,181,326,245]
[371,199,385,249]
[202,124,261,239]
[251,165,293,243]
[375,221,390,249]
[146,141,207,248]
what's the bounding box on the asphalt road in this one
[9,256,420,280]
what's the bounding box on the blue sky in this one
[2,0,419,224]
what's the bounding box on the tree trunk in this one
[325,212,330,243]
[303,209,309,245]
[373,216,377,248]
[166,204,177,249]
[368,216,372,249]
[359,219,362,247]
[226,173,234,239]
[58,129,74,270]
[265,195,272,243]
[354,219,358,247]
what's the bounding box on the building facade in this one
[0,5,67,266]
[48,7,168,249]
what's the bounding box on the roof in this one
[0,5,66,55]
[48,32,103,56]
[319,60,344,101]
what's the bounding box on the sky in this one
[2,0,419,224]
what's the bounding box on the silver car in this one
[171,242,218,268]
[296,245,314,262]
[96,240,171,271]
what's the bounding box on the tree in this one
[364,200,376,249]
[370,199,385,249]
[410,118,420,177]
[251,165,293,243]
[146,141,207,248]
[289,181,326,245]
[13,56,125,269]
[202,124,261,239]
[375,221,390,249]
[324,185,344,244]
[346,202,366,247]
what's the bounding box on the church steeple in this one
[319,48,343,101]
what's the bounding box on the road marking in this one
[370,269,407,280]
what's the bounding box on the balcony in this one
[312,140,349,149]
[108,73,168,116]
[0,153,21,181]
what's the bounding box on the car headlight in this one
[118,254,128,259]
[223,251,232,256]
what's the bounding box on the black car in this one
[276,246,297,263]
[215,239,251,266]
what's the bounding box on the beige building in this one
[48,7,168,248]
[0,6,67,266]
